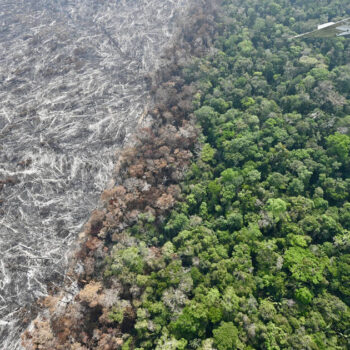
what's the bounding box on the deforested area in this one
[0,0,195,348]
[21,1,220,348]
[4,0,350,349]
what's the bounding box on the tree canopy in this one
[107,1,350,348]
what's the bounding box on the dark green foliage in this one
[103,0,350,348]
[213,322,238,350]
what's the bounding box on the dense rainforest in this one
[112,0,350,348]
[24,0,350,349]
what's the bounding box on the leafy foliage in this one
[101,0,350,349]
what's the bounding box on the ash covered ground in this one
[0,0,191,347]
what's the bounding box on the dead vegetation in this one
[22,1,221,348]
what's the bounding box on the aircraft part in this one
[293,18,350,39]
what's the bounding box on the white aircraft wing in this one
[293,18,350,39]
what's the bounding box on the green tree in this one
[213,322,238,350]
[326,132,350,162]
[284,247,328,284]
[295,287,314,305]
[266,198,288,223]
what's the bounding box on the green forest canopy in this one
[105,1,350,349]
